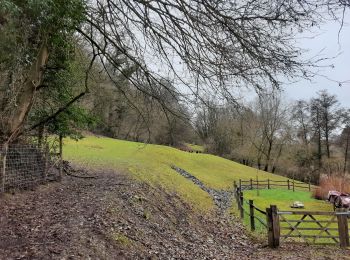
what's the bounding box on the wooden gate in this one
[267,206,350,248]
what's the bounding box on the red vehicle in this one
[327,190,350,208]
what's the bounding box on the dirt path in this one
[0,166,349,259]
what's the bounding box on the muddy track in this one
[0,164,349,259]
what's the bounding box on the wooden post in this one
[308,182,311,192]
[337,208,350,248]
[0,144,7,194]
[249,200,255,231]
[268,179,270,189]
[287,179,290,190]
[43,144,49,183]
[234,180,237,191]
[0,146,6,194]
[235,187,241,210]
[292,179,295,192]
[239,179,242,191]
[239,191,244,219]
[266,205,280,248]
[59,135,63,181]
[250,178,253,190]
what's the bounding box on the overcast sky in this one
[283,13,350,107]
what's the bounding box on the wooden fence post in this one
[292,179,295,192]
[249,200,255,231]
[308,182,311,192]
[287,179,290,190]
[234,180,237,190]
[239,179,242,191]
[59,135,63,181]
[239,191,244,219]
[250,178,253,190]
[235,187,240,208]
[268,179,270,189]
[43,144,49,183]
[0,143,8,194]
[266,205,280,248]
[337,208,350,248]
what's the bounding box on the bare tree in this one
[292,100,312,146]
[339,110,350,173]
[1,0,349,144]
[310,90,343,160]
[253,92,290,172]
[79,1,333,110]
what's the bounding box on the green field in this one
[63,135,294,211]
[237,189,338,244]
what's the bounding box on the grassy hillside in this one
[63,135,292,211]
[184,143,205,152]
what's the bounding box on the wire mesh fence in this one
[0,142,61,193]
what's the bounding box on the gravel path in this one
[171,165,234,212]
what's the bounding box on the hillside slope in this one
[1,169,346,259]
[64,136,290,211]
[1,136,348,259]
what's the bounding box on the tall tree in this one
[0,0,85,143]
[339,110,350,173]
[1,0,349,144]
[292,100,312,146]
[254,92,289,172]
[310,90,343,159]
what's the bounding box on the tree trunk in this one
[316,108,322,168]
[37,125,44,148]
[325,121,330,158]
[344,132,350,173]
[318,128,322,168]
[0,43,48,142]
[264,140,273,172]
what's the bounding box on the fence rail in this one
[237,178,311,192]
[233,185,268,232]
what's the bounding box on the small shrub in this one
[143,209,151,220]
[313,175,350,200]
[110,232,131,246]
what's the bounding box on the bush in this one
[313,175,350,200]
